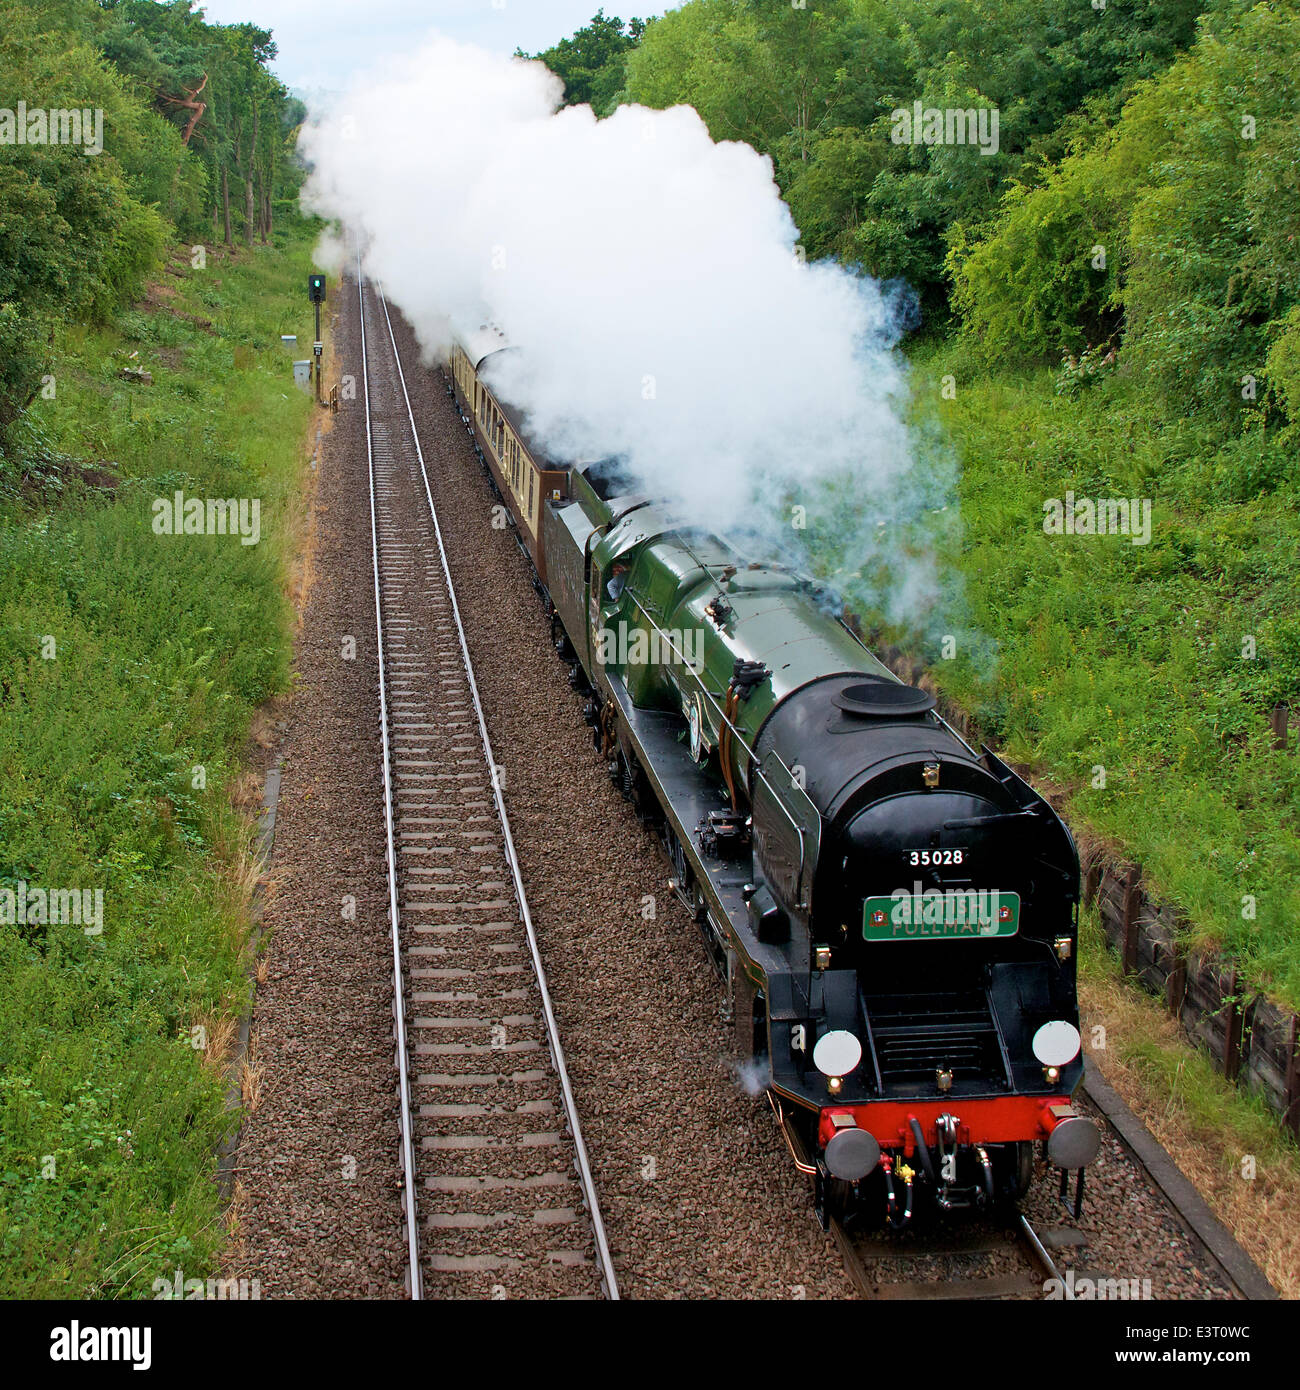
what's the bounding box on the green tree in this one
[947,0,1300,432]
[528,10,646,116]
[623,0,1217,308]
[0,1,168,441]
[0,0,306,451]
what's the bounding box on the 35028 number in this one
[906,849,966,866]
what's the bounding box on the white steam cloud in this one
[301,35,952,622]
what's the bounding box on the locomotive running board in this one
[602,676,805,1010]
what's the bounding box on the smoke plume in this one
[300,35,956,627]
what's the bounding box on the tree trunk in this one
[221,164,232,245]
[263,145,276,241]
[244,101,259,247]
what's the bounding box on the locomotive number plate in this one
[904,848,967,867]
[863,890,1020,941]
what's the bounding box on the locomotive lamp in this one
[813,1031,862,1099]
[1032,1021,1079,1088]
[936,1067,953,1093]
[1032,1020,1082,1067]
[814,945,831,972]
[1055,936,1073,961]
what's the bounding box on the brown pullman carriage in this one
[447,327,569,587]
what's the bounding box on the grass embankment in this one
[0,230,319,1296]
[877,350,1300,1292]
[1078,907,1300,1299]
[903,346,1300,1011]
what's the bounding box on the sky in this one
[194,1,672,97]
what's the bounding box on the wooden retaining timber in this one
[857,626,1300,1139]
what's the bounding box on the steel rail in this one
[1018,1212,1070,1297]
[356,252,424,1300]
[832,1208,1065,1302]
[372,282,621,1301]
[776,1092,1061,1300]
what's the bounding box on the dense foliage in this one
[0,0,317,1293]
[539,3,1300,1006]
[0,231,318,1296]
[0,0,304,454]
[525,8,646,115]
[547,0,1296,428]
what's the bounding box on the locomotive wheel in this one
[551,614,575,661]
[1007,1141,1034,1200]
[616,750,659,824]
[990,1141,1034,1206]
[815,1171,862,1232]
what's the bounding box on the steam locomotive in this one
[446,327,1101,1227]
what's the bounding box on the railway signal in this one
[308,273,326,403]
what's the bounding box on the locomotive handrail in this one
[623,591,818,910]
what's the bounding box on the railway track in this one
[775,1100,1077,1300]
[775,1078,1269,1301]
[357,261,618,1300]
[831,1210,1081,1301]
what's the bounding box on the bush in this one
[1263,305,1300,439]
[950,1,1300,420]
[947,141,1125,364]
[0,307,49,448]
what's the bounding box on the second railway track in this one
[358,263,618,1300]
